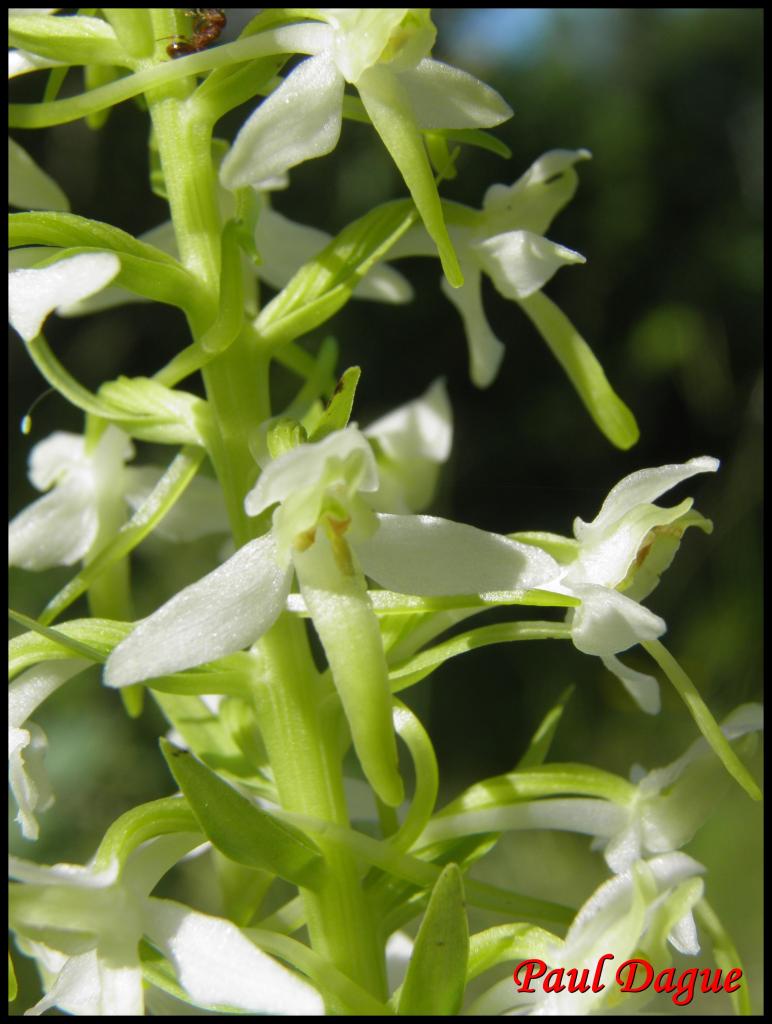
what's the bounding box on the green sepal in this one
[160,738,325,888]
[307,366,361,442]
[9,613,130,679]
[8,13,126,67]
[508,530,580,565]
[396,863,469,1015]
[96,376,213,447]
[266,418,308,459]
[255,200,417,346]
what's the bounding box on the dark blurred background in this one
[10,9,762,1014]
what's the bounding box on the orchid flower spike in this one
[106,421,557,806]
[9,835,324,1016]
[517,456,719,713]
[219,9,513,287]
[9,427,228,572]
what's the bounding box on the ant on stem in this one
[166,9,226,59]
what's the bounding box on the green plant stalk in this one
[145,11,268,545]
[145,12,385,1004]
[252,613,388,1006]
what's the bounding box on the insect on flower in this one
[166,8,227,59]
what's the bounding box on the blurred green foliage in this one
[9,9,762,1014]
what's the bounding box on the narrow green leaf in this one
[308,366,361,442]
[8,952,18,1003]
[397,863,469,1015]
[442,127,512,160]
[160,739,324,887]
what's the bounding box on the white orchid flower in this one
[421,704,762,875]
[9,834,324,1015]
[219,9,512,286]
[9,427,228,572]
[389,148,591,387]
[106,424,558,806]
[364,377,452,512]
[521,456,720,712]
[469,852,706,1016]
[9,659,91,840]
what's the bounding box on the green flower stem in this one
[252,613,387,1006]
[145,13,268,545]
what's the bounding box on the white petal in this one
[8,49,64,78]
[473,229,585,301]
[9,251,121,342]
[9,477,98,569]
[569,584,666,656]
[8,137,69,211]
[123,467,230,542]
[397,58,512,129]
[28,430,88,490]
[482,149,591,235]
[104,533,291,687]
[9,658,91,730]
[245,428,379,517]
[144,898,324,1015]
[365,378,452,463]
[9,721,53,840]
[601,654,661,714]
[440,267,505,388]
[220,53,344,189]
[574,457,720,542]
[27,949,144,1017]
[356,513,559,595]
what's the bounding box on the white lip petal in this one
[473,229,585,301]
[570,583,666,656]
[220,52,344,189]
[601,654,661,714]
[9,251,121,342]
[440,269,505,388]
[105,533,291,687]
[357,513,559,595]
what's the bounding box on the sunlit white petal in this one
[105,533,291,686]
